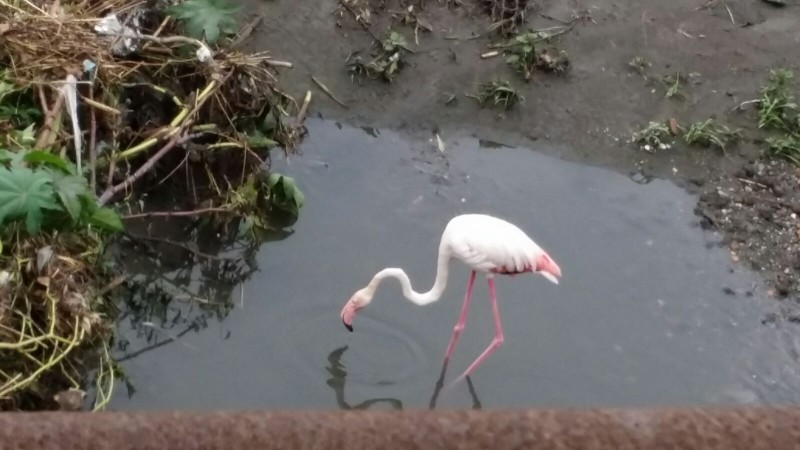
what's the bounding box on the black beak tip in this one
[343,320,353,332]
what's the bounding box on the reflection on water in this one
[325,346,402,410]
[324,347,482,410]
[109,119,800,410]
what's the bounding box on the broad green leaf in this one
[47,170,91,221]
[5,150,28,168]
[260,110,277,134]
[13,123,36,146]
[266,173,304,211]
[167,0,241,44]
[24,151,75,174]
[291,182,305,209]
[0,166,60,234]
[0,79,14,100]
[88,207,123,232]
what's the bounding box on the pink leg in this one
[443,271,476,362]
[455,277,504,381]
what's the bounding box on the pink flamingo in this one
[340,213,562,382]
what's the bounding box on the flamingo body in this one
[442,214,560,281]
[339,213,561,382]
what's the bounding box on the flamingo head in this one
[535,253,562,285]
[340,288,373,332]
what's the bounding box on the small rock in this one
[773,186,786,197]
[689,177,705,187]
[775,277,792,297]
[700,191,730,208]
[757,175,776,188]
[722,287,736,296]
[630,172,652,184]
[54,388,86,411]
[758,207,774,222]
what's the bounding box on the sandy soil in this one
[241,0,800,309]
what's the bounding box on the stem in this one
[34,87,65,149]
[123,232,239,261]
[97,131,185,205]
[122,207,230,219]
[89,74,97,190]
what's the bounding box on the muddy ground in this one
[241,1,800,311]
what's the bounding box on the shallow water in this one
[109,119,800,410]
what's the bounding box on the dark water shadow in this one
[108,207,299,400]
[325,346,403,410]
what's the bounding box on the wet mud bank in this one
[241,0,800,312]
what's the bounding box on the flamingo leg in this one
[455,277,504,382]
[443,270,476,362]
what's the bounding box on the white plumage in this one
[443,214,548,274]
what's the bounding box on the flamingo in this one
[340,213,562,382]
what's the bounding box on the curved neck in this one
[367,247,451,306]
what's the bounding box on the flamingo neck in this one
[367,247,451,306]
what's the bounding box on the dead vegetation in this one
[0,231,117,410]
[0,0,307,410]
[482,0,531,35]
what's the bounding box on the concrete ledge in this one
[1,408,799,449]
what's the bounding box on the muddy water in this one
[109,119,800,410]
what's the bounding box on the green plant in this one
[228,171,304,238]
[633,121,673,152]
[382,31,411,53]
[504,32,543,80]
[628,56,650,74]
[662,72,687,99]
[473,80,523,110]
[349,30,411,82]
[502,31,569,80]
[758,69,798,131]
[0,148,122,234]
[765,134,800,165]
[0,70,41,129]
[167,0,241,44]
[266,172,304,214]
[683,119,742,153]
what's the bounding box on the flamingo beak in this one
[340,300,357,332]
